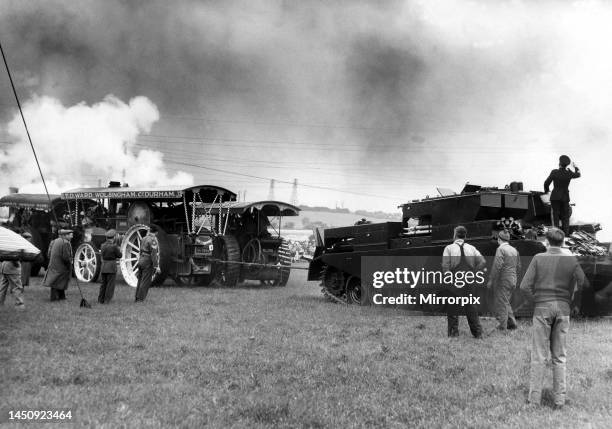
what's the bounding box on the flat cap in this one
[58,229,73,235]
[105,229,116,238]
[559,155,571,167]
[21,231,32,238]
[498,230,511,241]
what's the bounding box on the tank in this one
[308,183,612,316]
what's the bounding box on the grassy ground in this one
[1,264,611,428]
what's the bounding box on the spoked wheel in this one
[211,235,241,287]
[74,242,101,283]
[242,238,265,281]
[257,239,292,287]
[120,224,169,288]
[345,276,364,305]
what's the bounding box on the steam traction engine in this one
[195,200,299,286]
[309,183,612,316]
[61,184,298,288]
[62,184,237,287]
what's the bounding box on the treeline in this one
[298,205,350,213]
[298,205,399,219]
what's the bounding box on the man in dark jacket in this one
[43,229,73,301]
[520,227,586,409]
[441,226,487,338]
[98,229,122,304]
[544,155,581,235]
[135,225,160,302]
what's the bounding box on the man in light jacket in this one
[487,230,521,331]
[520,227,586,409]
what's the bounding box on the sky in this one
[0,0,611,236]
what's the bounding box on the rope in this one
[195,193,217,236]
[183,193,190,234]
[191,192,197,234]
[207,258,309,270]
[0,40,59,226]
[1,40,92,308]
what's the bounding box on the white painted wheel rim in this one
[74,243,98,282]
[120,225,148,288]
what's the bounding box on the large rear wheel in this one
[74,242,101,283]
[120,224,170,287]
[210,235,241,287]
[258,239,292,287]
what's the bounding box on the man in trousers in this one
[487,230,521,331]
[43,229,73,301]
[442,225,487,338]
[544,155,581,235]
[98,229,122,304]
[135,225,160,302]
[520,227,586,409]
[0,259,25,309]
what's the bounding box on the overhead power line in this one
[166,160,404,200]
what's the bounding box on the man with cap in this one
[98,229,122,304]
[544,155,581,235]
[135,225,160,302]
[441,225,487,338]
[43,229,73,301]
[487,230,521,331]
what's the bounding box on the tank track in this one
[277,239,292,286]
[320,265,348,304]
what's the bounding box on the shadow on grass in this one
[236,401,290,425]
[288,295,329,304]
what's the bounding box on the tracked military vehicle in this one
[309,183,612,316]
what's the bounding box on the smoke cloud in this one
[0,95,193,192]
[1,1,611,237]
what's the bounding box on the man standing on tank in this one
[98,229,122,304]
[544,155,580,235]
[442,225,487,338]
[134,225,160,302]
[487,230,521,331]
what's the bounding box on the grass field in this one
[1,264,611,428]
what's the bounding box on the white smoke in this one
[0,95,193,192]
